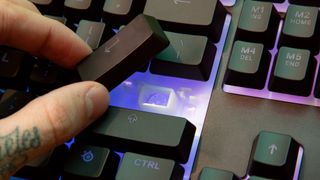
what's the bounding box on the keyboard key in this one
[77,14,169,91]
[150,31,216,81]
[268,47,316,96]
[30,0,64,16]
[247,131,303,179]
[102,0,147,27]
[62,143,119,180]
[64,0,105,22]
[143,0,227,42]
[279,4,320,54]
[0,90,34,119]
[224,41,271,89]
[0,47,31,90]
[78,106,196,163]
[116,152,184,180]
[289,0,320,7]
[236,0,281,49]
[249,176,274,180]
[76,20,106,49]
[199,167,241,180]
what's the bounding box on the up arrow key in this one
[268,144,277,155]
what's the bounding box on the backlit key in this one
[268,47,316,96]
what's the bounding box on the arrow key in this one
[247,131,303,180]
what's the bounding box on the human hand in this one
[0,1,109,179]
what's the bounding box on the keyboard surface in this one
[1,0,319,179]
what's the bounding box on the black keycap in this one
[63,0,105,22]
[268,47,316,96]
[279,4,320,54]
[102,0,147,28]
[0,47,31,90]
[62,143,119,180]
[78,106,196,163]
[13,145,68,180]
[235,0,281,49]
[150,31,216,81]
[77,14,169,91]
[313,65,320,98]
[224,41,271,89]
[247,131,303,180]
[199,167,241,180]
[143,0,227,42]
[29,0,64,16]
[116,152,184,180]
[0,90,35,118]
[289,0,320,7]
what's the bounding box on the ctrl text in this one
[134,159,160,170]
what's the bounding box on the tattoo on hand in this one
[0,127,41,178]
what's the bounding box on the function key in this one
[224,41,271,89]
[64,0,105,22]
[29,0,64,16]
[199,167,241,180]
[143,0,227,42]
[150,31,216,81]
[116,152,184,180]
[236,0,281,49]
[279,4,320,54]
[78,106,196,163]
[247,131,303,180]
[102,0,146,28]
[268,47,316,96]
[62,143,119,180]
[289,0,320,7]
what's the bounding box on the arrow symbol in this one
[268,144,278,155]
[104,37,120,53]
[173,0,191,4]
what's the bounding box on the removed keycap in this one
[77,14,169,91]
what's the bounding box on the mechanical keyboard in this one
[0,0,319,179]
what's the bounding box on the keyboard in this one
[0,0,318,179]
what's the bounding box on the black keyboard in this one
[1,0,319,179]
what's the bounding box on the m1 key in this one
[77,14,169,91]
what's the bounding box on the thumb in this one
[0,81,109,179]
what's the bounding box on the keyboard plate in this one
[191,0,320,179]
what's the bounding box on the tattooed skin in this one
[0,127,41,178]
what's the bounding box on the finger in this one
[0,81,109,178]
[0,1,92,69]
[2,0,41,13]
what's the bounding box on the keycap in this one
[64,0,105,22]
[0,47,30,90]
[102,0,146,27]
[0,90,35,119]
[13,146,67,180]
[249,176,274,180]
[224,41,271,89]
[78,106,196,163]
[199,167,241,180]
[143,0,227,42]
[62,143,119,180]
[289,0,320,7]
[150,31,216,81]
[77,14,169,91]
[314,66,320,98]
[236,0,281,49]
[76,20,106,49]
[29,0,64,16]
[115,152,184,180]
[268,47,316,96]
[247,131,303,179]
[279,4,320,54]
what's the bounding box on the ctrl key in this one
[247,131,304,180]
[62,143,120,180]
[116,152,184,180]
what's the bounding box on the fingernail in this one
[85,85,109,120]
